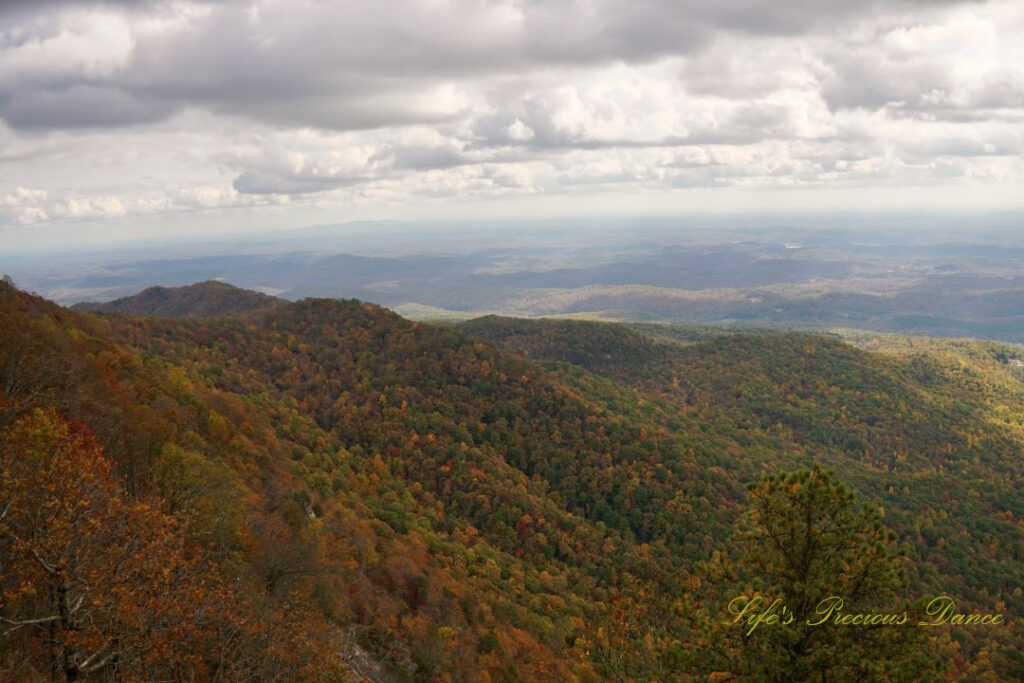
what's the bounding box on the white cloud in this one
[1,187,48,205]
[0,11,133,84]
[0,0,1021,241]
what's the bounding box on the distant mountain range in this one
[10,225,1024,343]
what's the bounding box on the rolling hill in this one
[71,280,282,318]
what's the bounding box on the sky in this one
[1,0,1022,248]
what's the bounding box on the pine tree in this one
[687,466,943,682]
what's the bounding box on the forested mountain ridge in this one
[2,280,1022,680]
[71,280,282,318]
[463,316,1024,604]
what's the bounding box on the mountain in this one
[13,226,1024,343]
[71,279,281,318]
[2,280,1022,680]
[460,316,1024,593]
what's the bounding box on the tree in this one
[1,408,209,680]
[687,466,943,682]
[1,408,351,682]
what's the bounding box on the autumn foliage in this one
[0,409,335,681]
[1,279,1021,680]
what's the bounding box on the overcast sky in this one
[1,0,1022,247]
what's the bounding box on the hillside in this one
[2,281,1022,680]
[72,280,281,318]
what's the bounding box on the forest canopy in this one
[1,279,1021,680]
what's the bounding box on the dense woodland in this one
[71,281,283,319]
[1,280,1021,681]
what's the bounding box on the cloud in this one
[822,54,951,111]
[818,5,1024,120]
[0,85,171,129]
[231,170,361,195]
[0,10,134,84]
[0,0,992,133]
[379,145,471,172]
[0,0,1021,234]
[973,70,1024,109]
[53,195,125,219]
[218,129,381,194]
[0,186,131,223]
[0,186,49,223]
[0,1,155,15]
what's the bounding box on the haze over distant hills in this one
[11,216,1024,343]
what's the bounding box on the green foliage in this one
[1,283,1022,680]
[690,467,942,681]
[152,442,246,553]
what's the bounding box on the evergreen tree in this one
[688,466,943,681]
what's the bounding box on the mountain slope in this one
[3,281,1022,680]
[72,280,281,318]
[6,281,695,680]
[461,316,1024,624]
